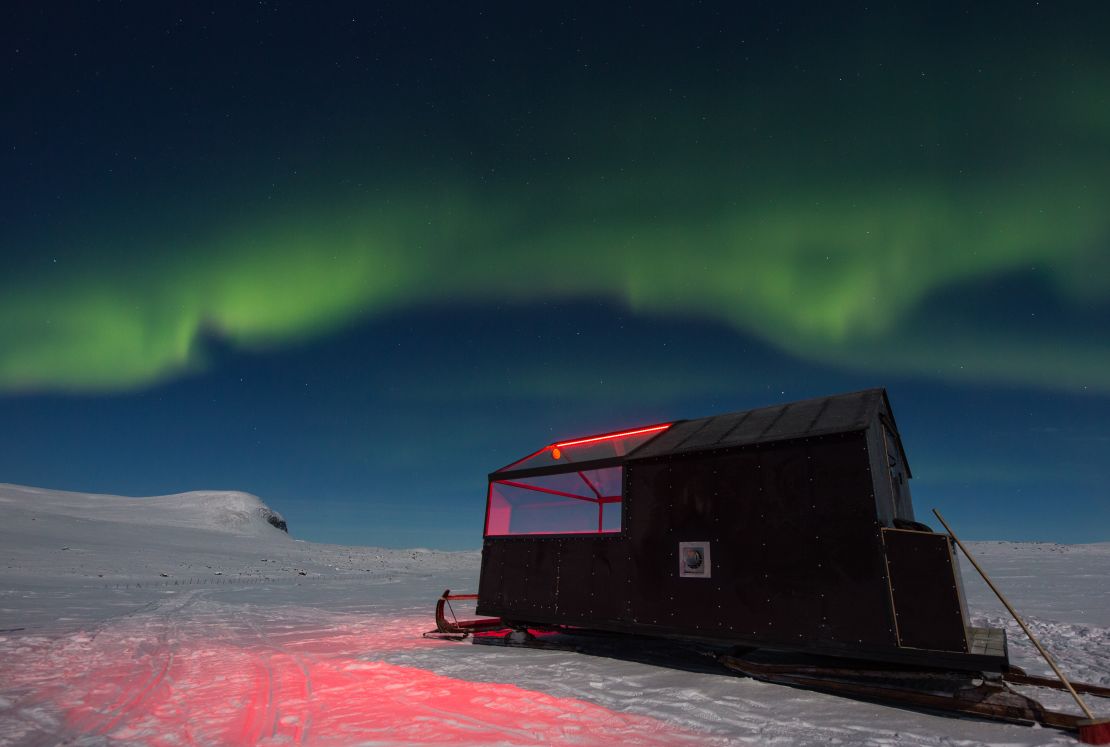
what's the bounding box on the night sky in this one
[2,2,1108,548]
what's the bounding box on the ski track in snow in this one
[0,485,1107,746]
[1,591,715,746]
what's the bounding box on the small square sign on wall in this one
[678,541,711,578]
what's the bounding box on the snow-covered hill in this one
[0,483,288,536]
[0,483,1106,746]
[0,483,473,630]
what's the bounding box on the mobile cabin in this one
[476,388,1007,670]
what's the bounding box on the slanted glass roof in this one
[496,423,671,474]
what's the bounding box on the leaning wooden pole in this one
[932,508,1095,720]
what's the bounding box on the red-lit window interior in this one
[500,423,671,473]
[485,466,623,536]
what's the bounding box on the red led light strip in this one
[553,424,670,449]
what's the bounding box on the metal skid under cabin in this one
[476,388,1006,671]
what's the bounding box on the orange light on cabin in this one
[551,448,562,459]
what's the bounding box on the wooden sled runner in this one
[719,648,1110,742]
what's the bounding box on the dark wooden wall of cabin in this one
[477,534,631,625]
[623,431,898,649]
[478,431,902,654]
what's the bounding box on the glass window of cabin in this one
[485,466,623,536]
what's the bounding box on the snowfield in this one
[0,483,1106,746]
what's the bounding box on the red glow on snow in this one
[5,613,705,746]
[553,424,671,449]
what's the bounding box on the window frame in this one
[483,462,628,539]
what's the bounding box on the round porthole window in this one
[679,542,711,578]
[683,548,703,571]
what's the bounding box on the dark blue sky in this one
[2,2,1108,547]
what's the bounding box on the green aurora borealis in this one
[5,167,1110,393]
[4,3,1110,394]
[2,2,1109,544]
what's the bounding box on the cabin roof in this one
[630,387,894,460]
[491,388,910,480]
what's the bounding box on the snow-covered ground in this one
[0,483,1106,746]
